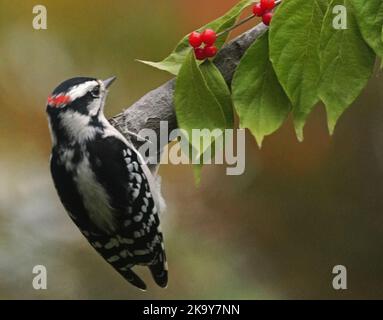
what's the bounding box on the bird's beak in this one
[103,76,117,89]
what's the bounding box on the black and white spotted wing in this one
[50,136,167,290]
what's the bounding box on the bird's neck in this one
[49,110,114,148]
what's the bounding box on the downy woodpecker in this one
[46,76,167,290]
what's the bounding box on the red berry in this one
[261,0,275,11]
[194,47,206,60]
[252,3,265,17]
[204,45,218,58]
[201,29,217,46]
[189,31,202,48]
[262,12,273,26]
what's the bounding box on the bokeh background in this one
[0,0,383,299]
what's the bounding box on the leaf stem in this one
[216,0,282,38]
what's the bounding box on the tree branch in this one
[109,23,268,164]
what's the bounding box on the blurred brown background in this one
[0,0,383,299]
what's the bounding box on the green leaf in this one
[174,52,232,158]
[138,0,254,75]
[232,32,291,147]
[200,60,234,128]
[350,0,383,58]
[269,0,329,141]
[319,0,375,133]
[381,24,383,68]
[191,60,232,185]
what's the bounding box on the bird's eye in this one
[91,86,101,97]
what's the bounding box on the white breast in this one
[73,154,116,233]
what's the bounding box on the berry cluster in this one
[188,29,218,61]
[253,0,275,26]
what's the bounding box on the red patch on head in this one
[47,95,71,107]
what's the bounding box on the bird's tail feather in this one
[149,253,168,288]
[119,268,147,291]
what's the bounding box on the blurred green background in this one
[0,0,383,299]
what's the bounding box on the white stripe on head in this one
[67,80,99,102]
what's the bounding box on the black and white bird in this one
[46,76,167,290]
